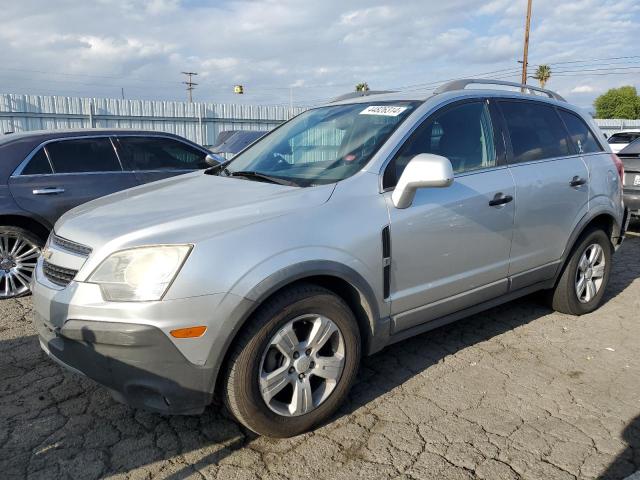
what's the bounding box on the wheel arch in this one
[0,214,51,242]
[211,262,387,397]
[554,210,619,285]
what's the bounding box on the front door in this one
[383,100,515,333]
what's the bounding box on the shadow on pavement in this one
[600,414,640,479]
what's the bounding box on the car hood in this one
[56,172,336,250]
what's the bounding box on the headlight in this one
[88,245,192,302]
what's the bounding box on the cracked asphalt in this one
[1,225,640,480]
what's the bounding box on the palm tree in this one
[533,65,552,89]
[355,82,370,93]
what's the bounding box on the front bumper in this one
[36,317,214,414]
[32,260,251,415]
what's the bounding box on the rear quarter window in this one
[21,148,52,175]
[558,110,603,154]
[499,100,570,163]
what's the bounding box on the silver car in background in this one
[33,80,627,437]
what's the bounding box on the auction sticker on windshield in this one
[360,105,408,116]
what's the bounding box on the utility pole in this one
[520,0,533,87]
[181,71,198,102]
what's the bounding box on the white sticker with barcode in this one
[360,105,408,116]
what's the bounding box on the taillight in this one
[611,153,624,182]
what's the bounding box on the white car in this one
[608,130,640,153]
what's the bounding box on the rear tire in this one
[0,226,43,299]
[550,228,612,315]
[223,284,361,437]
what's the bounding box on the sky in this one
[0,0,639,109]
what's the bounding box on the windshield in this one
[221,101,419,186]
[609,133,640,144]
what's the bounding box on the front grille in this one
[42,260,78,287]
[51,234,92,256]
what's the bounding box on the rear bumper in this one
[36,317,214,414]
[623,189,640,214]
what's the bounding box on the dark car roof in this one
[0,128,191,147]
[0,129,203,180]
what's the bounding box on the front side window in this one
[118,137,208,171]
[223,101,419,186]
[558,110,602,154]
[384,101,496,188]
[46,138,121,173]
[21,148,52,175]
[499,101,570,163]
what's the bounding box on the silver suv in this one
[33,80,628,437]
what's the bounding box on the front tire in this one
[223,284,361,437]
[0,226,43,299]
[550,228,612,315]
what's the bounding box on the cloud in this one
[572,85,595,93]
[0,0,637,107]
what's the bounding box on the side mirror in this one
[391,153,454,209]
[205,153,225,167]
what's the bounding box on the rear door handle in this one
[32,188,65,195]
[488,193,513,207]
[570,176,587,187]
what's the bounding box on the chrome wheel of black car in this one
[0,230,41,299]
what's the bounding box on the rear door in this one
[8,137,138,225]
[115,136,209,184]
[498,100,589,280]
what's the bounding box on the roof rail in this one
[433,79,566,102]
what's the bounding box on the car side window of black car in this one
[21,148,53,175]
[46,138,122,173]
[557,109,603,154]
[498,100,570,163]
[117,137,208,171]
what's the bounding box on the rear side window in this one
[608,132,640,144]
[558,110,602,154]
[383,101,496,188]
[117,137,208,171]
[499,101,570,163]
[46,138,121,173]
[21,148,52,175]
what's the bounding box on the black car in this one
[618,138,640,217]
[0,129,215,299]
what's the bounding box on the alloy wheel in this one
[575,243,606,304]
[258,314,346,417]
[0,233,40,299]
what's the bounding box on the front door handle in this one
[570,176,587,187]
[32,188,65,195]
[488,193,513,207]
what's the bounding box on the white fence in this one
[595,118,640,137]
[1,93,637,145]
[0,94,306,146]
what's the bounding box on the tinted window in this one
[608,132,640,144]
[46,138,121,173]
[21,148,52,175]
[118,137,208,171]
[384,101,496,188]
[499,101,570,163]
[558,110,602,154]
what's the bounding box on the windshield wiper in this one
[229,170,300,187]
[204,158,233,176]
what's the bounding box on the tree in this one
[355,82,370,92]
[533,64,551,89]
[594,86,640,119]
